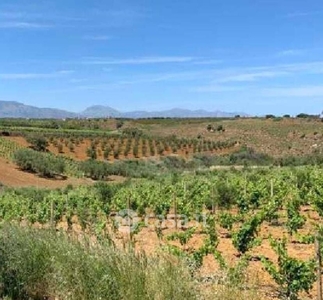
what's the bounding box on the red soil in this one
[0,157,93,188]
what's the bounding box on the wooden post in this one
[127,196,131,241]
[211,186,216,215]
[50,199,54,230]
[316,235,322,300]
[174,193,178,230]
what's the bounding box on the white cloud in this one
[0,70,73,80]
[82,56,195,65]
[276,49,304,57]
[0,21,51,29]
[286,11,323,18]
[83,35,112,41]
[191,85,244,92]
[262,86,323,97]
[92,9,145,20]
[193,59,223,65]
[245,61,323,76]
[190,61,323,93]
[218,71,290,83]
[0,11,27,18]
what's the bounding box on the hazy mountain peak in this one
[81,105,121,118]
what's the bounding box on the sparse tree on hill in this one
[27,135,48,152]
[87,146,97,160]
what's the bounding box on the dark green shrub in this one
[86,146,97,160]
[13,149,65,178]
[26,135,48,152]
[79,160,109,180]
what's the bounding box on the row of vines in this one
[0,137,22,159]
[1,167,323,298]
[44,133,238,160]
[2,167,323,227]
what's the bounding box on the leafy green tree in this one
[86,146,97,160]
[103,147,111,160]
[27,135,48,152]
[215,180,237,209]
[57,143,63,153]
[133,144,139,158]
[79,160,109,180]
[206,124,214,132]
[113,148,120,159]
[116,120,124,129]
[216,125,225,132]
[68,142,74,152]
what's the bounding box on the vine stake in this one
[316,234,322,300]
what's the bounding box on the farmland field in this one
[1,117,323,300]
[2,0,321,297]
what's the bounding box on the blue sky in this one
[0,0,322,115]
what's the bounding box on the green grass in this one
[0,225,198,300]
[0,224,264,300]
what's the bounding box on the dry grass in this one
[132,118,323,158]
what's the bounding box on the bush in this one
[296,113,318,119]
[109,160,162,178]
[68,142,75,152]
[229,147,273,166]
[13,149,65,178]
[86,146,97,160]
[116,120,124,129]
[79,160,109,180]
[57,143,63,153]
[275,153,323,167]
[216,180,237,209]
[26,135,48,152]
[163,156,187,170]
[122,128,144,138]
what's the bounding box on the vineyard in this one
[0,137,23,159]
[2,167,323,299]
[1,118,323,299]
[2,0,323,296]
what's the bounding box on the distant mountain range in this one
[0,101,248,119]
[0,101,76,119]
